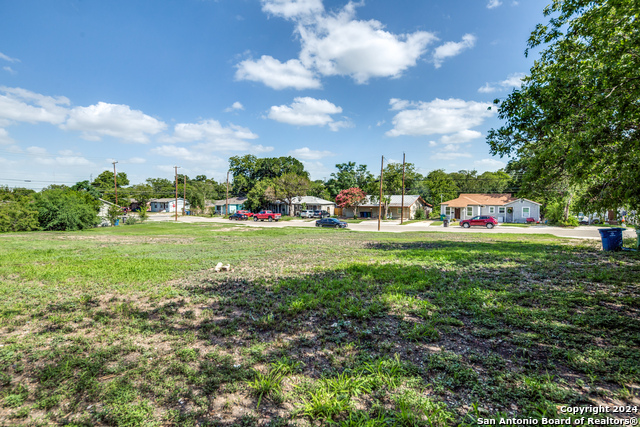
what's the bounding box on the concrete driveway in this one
[144,213,639,240]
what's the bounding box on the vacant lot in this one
[0,223,638,426]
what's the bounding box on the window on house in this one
[489,206,495,214]
[498,207,505,214]
[466,207,473,216]
[445,207,451,215]
[523,207,530,217]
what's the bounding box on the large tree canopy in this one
[487,0,640,214]
[229,155,308,196]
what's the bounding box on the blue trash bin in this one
[114,219,120,226]
[599,228,624,251]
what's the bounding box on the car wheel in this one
[486,223,494,229]
[316,223,320,227]
[253,217,258,221]
[268,217,273,222]
[463,222,470,228]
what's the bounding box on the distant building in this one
[149,198,190,213]
[343,195,432,219]
[440,194,541,223]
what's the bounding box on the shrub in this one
[137,206,149,222]
[414,209,426,220]
[0,201,40,232]
[34,189,99,231]
[106,204,122,226]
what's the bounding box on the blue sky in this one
[0,0,548,189]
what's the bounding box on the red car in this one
[236,210,253,217]
[460,216,498,229]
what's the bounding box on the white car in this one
[299,210,315,218]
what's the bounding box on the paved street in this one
[144,213,639,240]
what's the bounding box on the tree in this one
[380,162,421,195]
[229,155,308,196]
[72,180,101,199]
[422,170,459,211]
[34,189,99,231]
[487,0,640,215]
[336,187,367,218]
[0,201,39,232]
[92,170,130,204]
[265,173,310,216]
[325,162,373,198]
[307,180,330,200]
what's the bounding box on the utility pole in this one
[183,175,186,216]
[226,170,230,217]
[112,161,118,206]
[174,166,180,222]
[378,155,384,231]
[401,152,405,224]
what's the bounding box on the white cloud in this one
[235,55,321,90]
[478,72,525,93]
[0,52,19,63]
[474,158,506,170]
[165,119,257,145]
[0,86,70,124]
[297,4,437,83]
[501,72,525,88]
[3,66,16,75]
[261,0,323,19]
[478,83,497,93]
[62,102,166,143]
[433,34,476,68]
[238,2,441,88]
[487,0,502,9]
[0,128,14,145]
[440,130,482,144]
[386,98,494,137]
[268,97,347,130]
[288,147,334,159]
[224,101,244,112]
[25,146,94,166]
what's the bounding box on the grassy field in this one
[0,222,639,426]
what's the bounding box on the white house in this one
[149,197,190,213]
[268,196,337,216]
[441,194,541,223]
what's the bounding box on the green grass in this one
[399,219,430,225]
[501,223,535,228]
[0,222,639,425]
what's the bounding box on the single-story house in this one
[213,197,247,215]
[267,196,337,216]
[149,197,190,213]
[343,195,432,219]
[98,198,117,225]
[440,194,541,223]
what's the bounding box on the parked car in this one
[236,210,253,217]
[314,210,330,218]
[316,218,348,228]
[229,212,248,220]
[253,210,281,222]
[460,216,498,229]
[299,210,315,218]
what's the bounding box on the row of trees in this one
[0,186,101,232]
[227,155,515,214]
[0,156,517,232]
